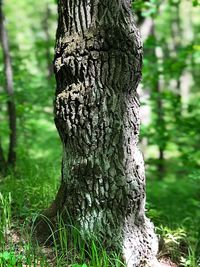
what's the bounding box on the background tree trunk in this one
[42,3,54,81]
[0,138,6,175]
[151,23,166,180]
[38,1,158,266]
[0,0,17,172]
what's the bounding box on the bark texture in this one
[49,1,158,266]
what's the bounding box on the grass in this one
[0,189,125,267]
[146,175,200,266]
[0,112,200,266]
[1,161,199,266]
[0,147,125,267]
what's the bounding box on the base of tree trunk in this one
[34,181,158,267]
[33,182,67,244]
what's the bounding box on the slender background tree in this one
[0,0,16,175]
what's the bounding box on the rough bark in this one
[39,1,158,266]
[0,0,17,169]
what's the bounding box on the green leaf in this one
[193,0,199,6]
[72,264,88,267]
[1,251,11,261]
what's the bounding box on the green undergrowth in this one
[0,185,125,267]
[0,122,199,266]
[146,175,200,266]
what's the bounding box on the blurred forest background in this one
[0,0,200,266]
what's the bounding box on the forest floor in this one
[0,117,199,266]
[0,164,199,266]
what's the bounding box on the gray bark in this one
[40,1,158,266]
[0,0,17,169]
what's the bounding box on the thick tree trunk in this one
[39,1,158,266]
[0,0,17,169]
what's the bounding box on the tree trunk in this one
[38,1,158,266]
[171,3,182,119]
[154,56,165,180]
[150,22,166,180]
[0,0,17,169]
[0,138,7,176]
[42,3,54,80]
